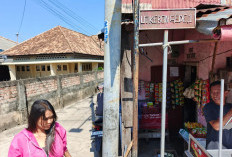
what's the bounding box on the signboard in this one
[139,9,196,30]
[188,134,211,157]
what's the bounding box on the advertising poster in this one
[189,134,211,157]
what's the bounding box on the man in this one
[203,80,232,149]
[96,84,104,116]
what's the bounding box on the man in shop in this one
[203,80,232,149]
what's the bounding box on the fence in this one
[0,70,104,132]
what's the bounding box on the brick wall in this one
[0,85,17,104]
[0,70,103,132]
[83,73,96,83]
[61,75,80,88]
[25,79,58,97]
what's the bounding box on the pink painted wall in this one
[138,29,185,81]
[138,29,232,81]
[184,29,232,80]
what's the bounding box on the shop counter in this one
[183,133,232,157]
[207,149,232,157]
[179,129,206,148]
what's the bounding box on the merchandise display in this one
[184,122,207,138]
[193,80,210,107]
[183,79,210,108]
[138,80,185,109]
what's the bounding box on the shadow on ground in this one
[69,116,91,133]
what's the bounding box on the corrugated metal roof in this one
[122,0,222,13]
[196,6,232,35]
[2,26,104,57]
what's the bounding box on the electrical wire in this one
[34,0,102,36]
[199,48,232,62]
[47,0,100,32]
[18,0,27,34]
[34,0,92,36]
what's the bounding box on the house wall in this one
[137,29,232,82]
[138,29,185,82]
[184,29,232,80]
[0,70,104,132]
[12,62,104,80]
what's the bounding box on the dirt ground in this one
[0,94,186,157]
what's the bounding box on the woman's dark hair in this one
[27,99,57,155]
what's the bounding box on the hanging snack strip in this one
[193,80,202,106]
[158,83,163,102]
[170,82,175,107]
[145,82,150,98]
[193,79,210,107]
[178,80,185,106]
[166,82,172,108]
[150,83,154,99]
[201,80,210,105]
[154,83,159,105]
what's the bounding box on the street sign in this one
[139,9,196,30]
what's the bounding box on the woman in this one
[8,99,71,157]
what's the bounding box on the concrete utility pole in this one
[102,0,121,156]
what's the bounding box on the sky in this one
[0,0,105,43]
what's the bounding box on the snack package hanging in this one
[158,83,162,102]
[145,82,150,98]
[154,83,159,105]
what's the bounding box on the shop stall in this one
[180,80,232,157]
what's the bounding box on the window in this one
[21,66,25,71]
[26,66,30,71]
[16,66,20,72]
[74,63,78,71]
[63,65,67,71]
[36,65,40,71]
[82,63,92,71]
[98,63,104,68]
[98,63,104,70]
[57,65,61,71]
[47,65,50,71]
[41,65,45,71]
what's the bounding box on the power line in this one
[47,0,100,32]
[17,0,27,43]
[34,0,92,36]
[34,0,101,36]
[33,0,103,51]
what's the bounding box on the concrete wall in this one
[0,70,104,132]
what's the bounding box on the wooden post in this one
[211,42,218,73]
[121,25,133,157]
[132,0,139,156]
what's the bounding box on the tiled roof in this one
[2,26,104,56]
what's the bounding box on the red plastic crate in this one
[139,113,168,129]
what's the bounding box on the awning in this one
[196,5,232,37]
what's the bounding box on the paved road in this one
[0,95,97,157]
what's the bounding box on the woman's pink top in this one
[8,122,67,157]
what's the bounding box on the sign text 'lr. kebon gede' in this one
[139,9,196,30]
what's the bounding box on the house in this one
[1,26,104,80]
[0,36,17,81]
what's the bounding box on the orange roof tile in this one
[2,26,104,56]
